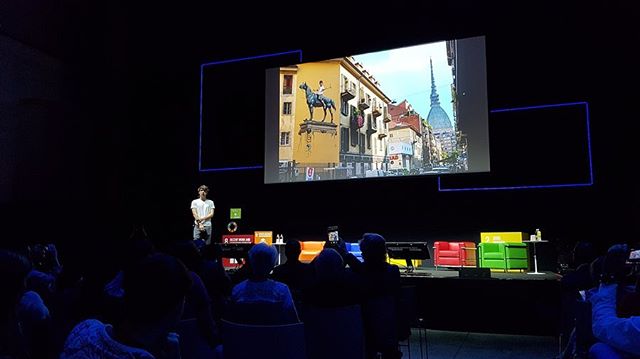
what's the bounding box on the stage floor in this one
[400,267,560,281]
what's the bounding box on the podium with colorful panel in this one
[478,232,529,272]
[220,231,275,268]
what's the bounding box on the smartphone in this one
[327,226,339,242]
[629,249,640,262]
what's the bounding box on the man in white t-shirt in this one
[191,185,215,248]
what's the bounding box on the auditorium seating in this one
[345,242,363,262]
[299,241,325,263]
[478,242,529,272]
[221,319,306,359]
[176,318,221,359]
[433,241,477,269]
[301,304,364,359]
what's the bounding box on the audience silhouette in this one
[271,239,310,302]
[303,248,362,308]
[60,253,192,359]
[1,249,51,359]
[227,243,299,325]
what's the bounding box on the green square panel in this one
[230,208,242,219]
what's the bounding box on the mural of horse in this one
[299,82,336,123]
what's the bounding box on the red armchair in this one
[433,241,477,269]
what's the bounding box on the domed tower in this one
[426,58,456,155]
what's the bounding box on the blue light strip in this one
[200,165,265,173]
[438,101,593,191]
[199,49,303,173]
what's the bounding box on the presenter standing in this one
[191,185,215,249]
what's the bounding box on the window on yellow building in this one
[280,132,290,146]
[283,102,292,115]
[283,75,293,94]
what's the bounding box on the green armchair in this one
[478,242,529,272]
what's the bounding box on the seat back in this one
[448,242,462,251]
[575,298,594,357]
[299,241,326,263]
[435,241,477,267]
[504,243,529,270]
[433,241,450,251]
[346,242,363,262]
[176,318,218,359]
[480,242,504,253]
[224,300,299,325]
[434,241,454,267]
[362,295,398,355]
[221,319,306,359]
[302,304,364,359]
[504,243,528,259]
[478,242,506,269]
[397,285,417,340]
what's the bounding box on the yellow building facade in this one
[278,58,392,181]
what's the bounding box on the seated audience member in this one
[303,248,361,308]
[350,233,402,359]
[271,239,310,300]
[588,244,640,358]
[104,236,155,300]
[228,243,298,324]
[60,253,192,359]
[166,240,219,347]
[352,233,401,298]
[562,241,599,291]
[1,249,50,359]
[229,250,253,286]
[102,235,156,325]
[27,243,63,296]
[557,241,601,358]
[199,243,232,321]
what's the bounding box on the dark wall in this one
[1,2,637,266]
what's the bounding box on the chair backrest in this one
[176,318,219,359]
[301,241,325,251]
[221,319,306,359]
[479,242,503,252]
[448,242,462,251]
[299,241,326,263]
[434,241,450,250]
[361,295,398,353]
[346,243,363,262]
[504,243,528,261]
[397,285,418,341]
[224,300,299,325]
[302,304,364,359]
[575,298,594,357]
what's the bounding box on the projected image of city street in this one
[267,36,489,183]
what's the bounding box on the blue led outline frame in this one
[438,101,593,191]
[199,49,303,172]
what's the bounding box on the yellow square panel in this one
[480,232,527,243]
[254,231,273,245]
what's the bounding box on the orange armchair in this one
[299,241,325,263]
[433,241,477,269]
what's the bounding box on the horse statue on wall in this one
[299,82,336,123]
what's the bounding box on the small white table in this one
[273,242,286,265]
[523,240,548,275]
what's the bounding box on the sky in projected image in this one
[353,41,454,126]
